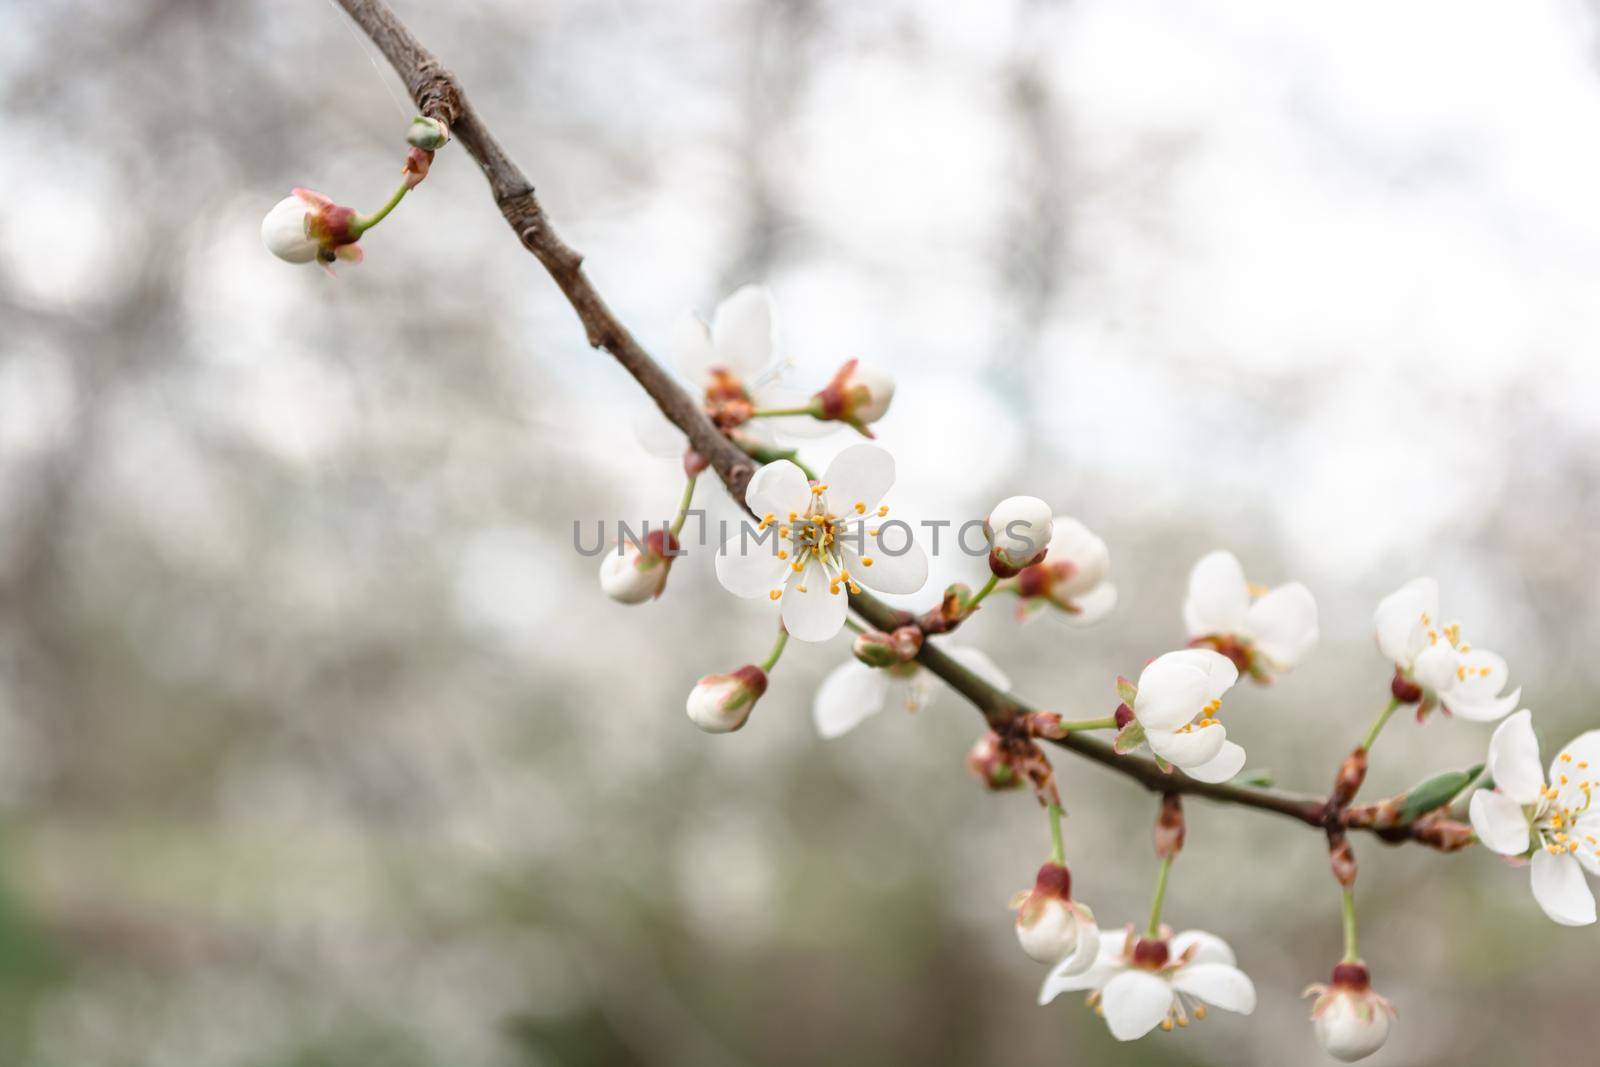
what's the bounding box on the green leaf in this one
[1231,768,1275,788]
[1399,763,1484,822]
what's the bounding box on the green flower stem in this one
[759,627,789,673]
[352,179,411,236]
[1341,888,1359,962]
[750,405,822,419]
[965,573,1001,612]
[1047,803,1065,865]
[843,617,868,635]
[1056,716,1119,732]
[1146,855,1174,938]
[668,473,698,539]
[1360,696,1404,752]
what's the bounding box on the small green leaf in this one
[1399,763,1484,822]
[1231,768,1276,788]
[1115,676,1138,705]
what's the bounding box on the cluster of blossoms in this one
[269,196,1589,1057]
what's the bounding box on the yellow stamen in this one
[854,502,866,514]
[861,557,874,566]
[768,589,782,600]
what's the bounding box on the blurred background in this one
[1,0,1597,1063]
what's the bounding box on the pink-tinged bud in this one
[985,496,1053,578]
[966,732,1022,791]
[686,665,767,733]
[1013,862,1099,965]
[598,529,679,604]
[1306,961,1395,1062]
[1390,669,1424,706]
[814,358,894,435]
[1330,748,1369,808]
[261,188,363,270]
[401,146,434,190]
[1025,712,1066,740]
[406,116,451,151]
[852,629,900,668]
[682,448,709,478]
[917,583,972,634]
[1153,794,1185,859]
[1114,702,1135,729]
[1130,937,1170,970]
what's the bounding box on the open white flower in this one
[1121,649,1246,784]
[635,285,828,458]
[813,646,1008,739]
[1040,926,1256,1041]
[715,444,928,642]
[1374,577,1520,721]
[1182,550,1317,679]
[1013,516,1117,625]
[1468,709,1600,925]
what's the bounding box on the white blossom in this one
[1122,649,1247,784]
[1012,516,1116,624]
[1374,577,1519,721]
[1182,549,1317,678]
[1305,963,1395,1062]
[812,646,1008,739]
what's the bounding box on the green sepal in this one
[1115,676,1138,706]
[1113,720,1146,755]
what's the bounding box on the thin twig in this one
[332,0,1457,848]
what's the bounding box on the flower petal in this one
[710,284,774,376]
[1057,906,1101,976]
[1244,582,1319,671]
[1161,648,1240,701]
[632,405,688,459]
[1146,722,1228,771]
[1530,849,1597,926]
[1100,970,1175,1041]
[1132,658,1211,731]
[714,536,789,599]
[1172,962,1256,1015]
[947,647,1012,692]
[1487,709,1544,806]
[1551,730,1600,805]
[671,311,719,383]
[1065,581,1118,625]
[1169,930,1236,966]
[1442,685,1522,723]
[1373,577,1436,665]
[1183,740,1248,784]
[1039,953,1123,1004]
[821,444,896,517]
[1183,550,1251,637]
[1468,789,1530,856]
[843,539,928,596]
[780,560,848,642]
[1048,518,1111,598]
[745,459,813,520]
[811,662,889,739]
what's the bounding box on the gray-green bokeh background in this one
[1,0,1597,1063]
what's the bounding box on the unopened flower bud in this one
[407,116,451,150]
[814,358,895,435]
[686,665,767,733]
[967,732,1022,791]
[1327,831,1358,887]
[986,496,1053,578]
[261,188,363,270]
[852,629,900,668]
[1305,961,1395,1062]
[1154,793,1185,859]
[918,582,973,634]
[1331,747,1369,808]
[1013,862,1099,966]
[598,529,679,604]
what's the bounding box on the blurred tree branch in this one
[334,0,1467,851]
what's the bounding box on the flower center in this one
[764,485,890,601]
[1533,755,1598,861]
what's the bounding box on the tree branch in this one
[332,0,1460,849]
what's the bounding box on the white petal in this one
[1487,709,1544,806]
[1039,954,1123,1004]
[710,284,774,376]
[822,444,896,517]
[1064,582,1118,626]
[1244,582,1319,670]
[1442,685,1521,723]
[1133,656,1212,731]
[1315,993,1392,1062]
[1412,642,1461,694]
[1468,789,1530,856]
[1171,962,1256,1015]
[1573,815,1600,876]
[632,405,687,459]
[1183,740,1248,784]
[1373,577,1437,665]
[1169,930,1236,966]
[1160,648,1240,701]
[714,537,789,599]
[671,311,719,383]
[260,196,319,263]
[1530,849,1597,926]
[811,663,889,739]
[1047,517,1110,598]
[1147,723,1227,770]
[781,561,848,642]
[896,668,941,713]
[1183,550,1250,637]
[946,647,1012,692]
[1100,970,1175,1041]
[843,539,928,595]
[1058,908,1101,976]
[744,459,813,520]
[1550,730,1600,804]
